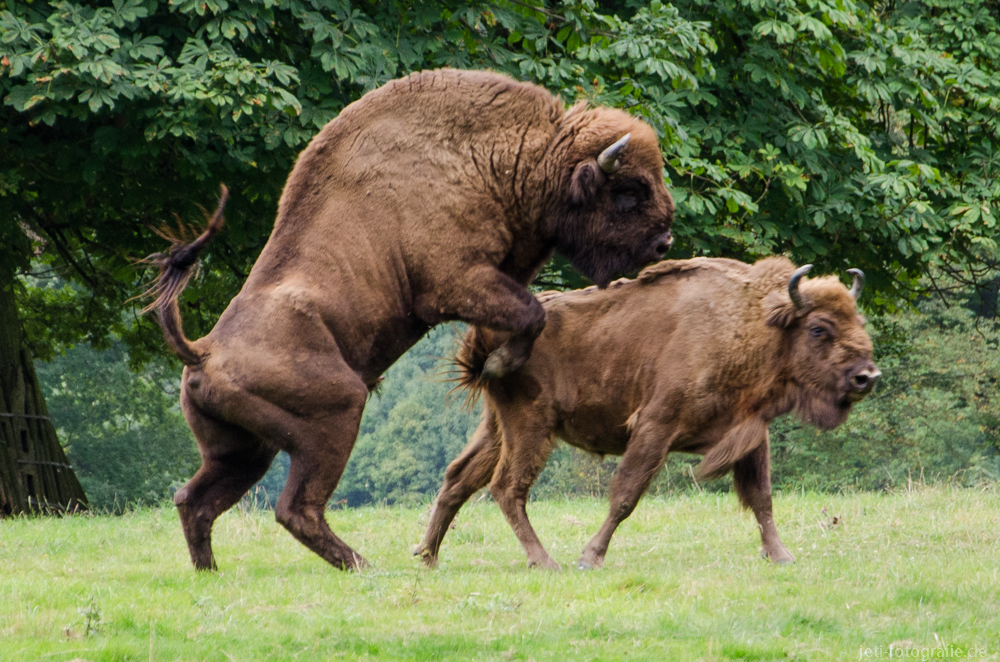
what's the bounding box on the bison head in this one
[764,266,881,430]
[546,110,675,288]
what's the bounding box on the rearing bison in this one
[145,69,674,570]
[416,256,880,570]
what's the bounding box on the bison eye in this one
[810,326,827,338]
[615,194,638,211]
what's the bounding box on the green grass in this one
[2,488,999,661]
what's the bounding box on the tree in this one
[2,0,996,356]
[1,1,997,505]
[0,0,712,369]
[0,278,87,514]
[660,0,1000,308]
[34,340,200,510]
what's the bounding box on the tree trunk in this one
[0,277,88,515]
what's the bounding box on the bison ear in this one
[569,160,606,207]
[762,291,799,329]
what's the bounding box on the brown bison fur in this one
[417,256,880,570]
[144,69,674,571]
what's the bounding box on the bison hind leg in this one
[175,398,278,570]
[272,382,370,572]
[415,414,502,567]
[489,423,560,570]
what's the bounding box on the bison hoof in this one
[481,347,513,381]
[760,546,795,565]
[527,557,561,571]
[576,551,604,570]
[411,544,438,568]
[339,551,370,572]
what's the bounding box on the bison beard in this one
[419,256,879,570]
[141,68,674,572]
[795,386,856,431]
[554,225,659,290]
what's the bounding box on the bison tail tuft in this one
[446,327,499,409]
[136,184,229,365]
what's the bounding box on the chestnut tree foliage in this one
[2,0,999,504]
[1,0,998,364]
[0,0,715,363]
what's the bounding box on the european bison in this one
[145,69,675,571]
[416,256,880,570]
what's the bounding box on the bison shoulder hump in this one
[638,258,752,285]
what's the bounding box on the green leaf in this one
[962,207,981,225]
[753,19,796,44]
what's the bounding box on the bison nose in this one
[850,368,881,395]
[653,233,673,258]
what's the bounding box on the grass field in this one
[2,487,999,661]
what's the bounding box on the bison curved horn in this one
[597,133,631,174]
[788,264,813,309]
[847,268,865,300]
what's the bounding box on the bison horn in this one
[788,264,813,309]
[597,133,631,174]
[847,268,865,300]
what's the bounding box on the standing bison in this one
[416,257,880,570]
[145,69,675,570]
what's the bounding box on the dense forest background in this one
[3,0,999,510]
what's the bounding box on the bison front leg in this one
[578,423,673,570]
[732,432,794,565]
[416,266,545,381]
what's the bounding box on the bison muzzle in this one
[143,69,674,571]
[416,256,879,570]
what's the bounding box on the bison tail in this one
[137,184,228,366]
[447,326,500,408]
